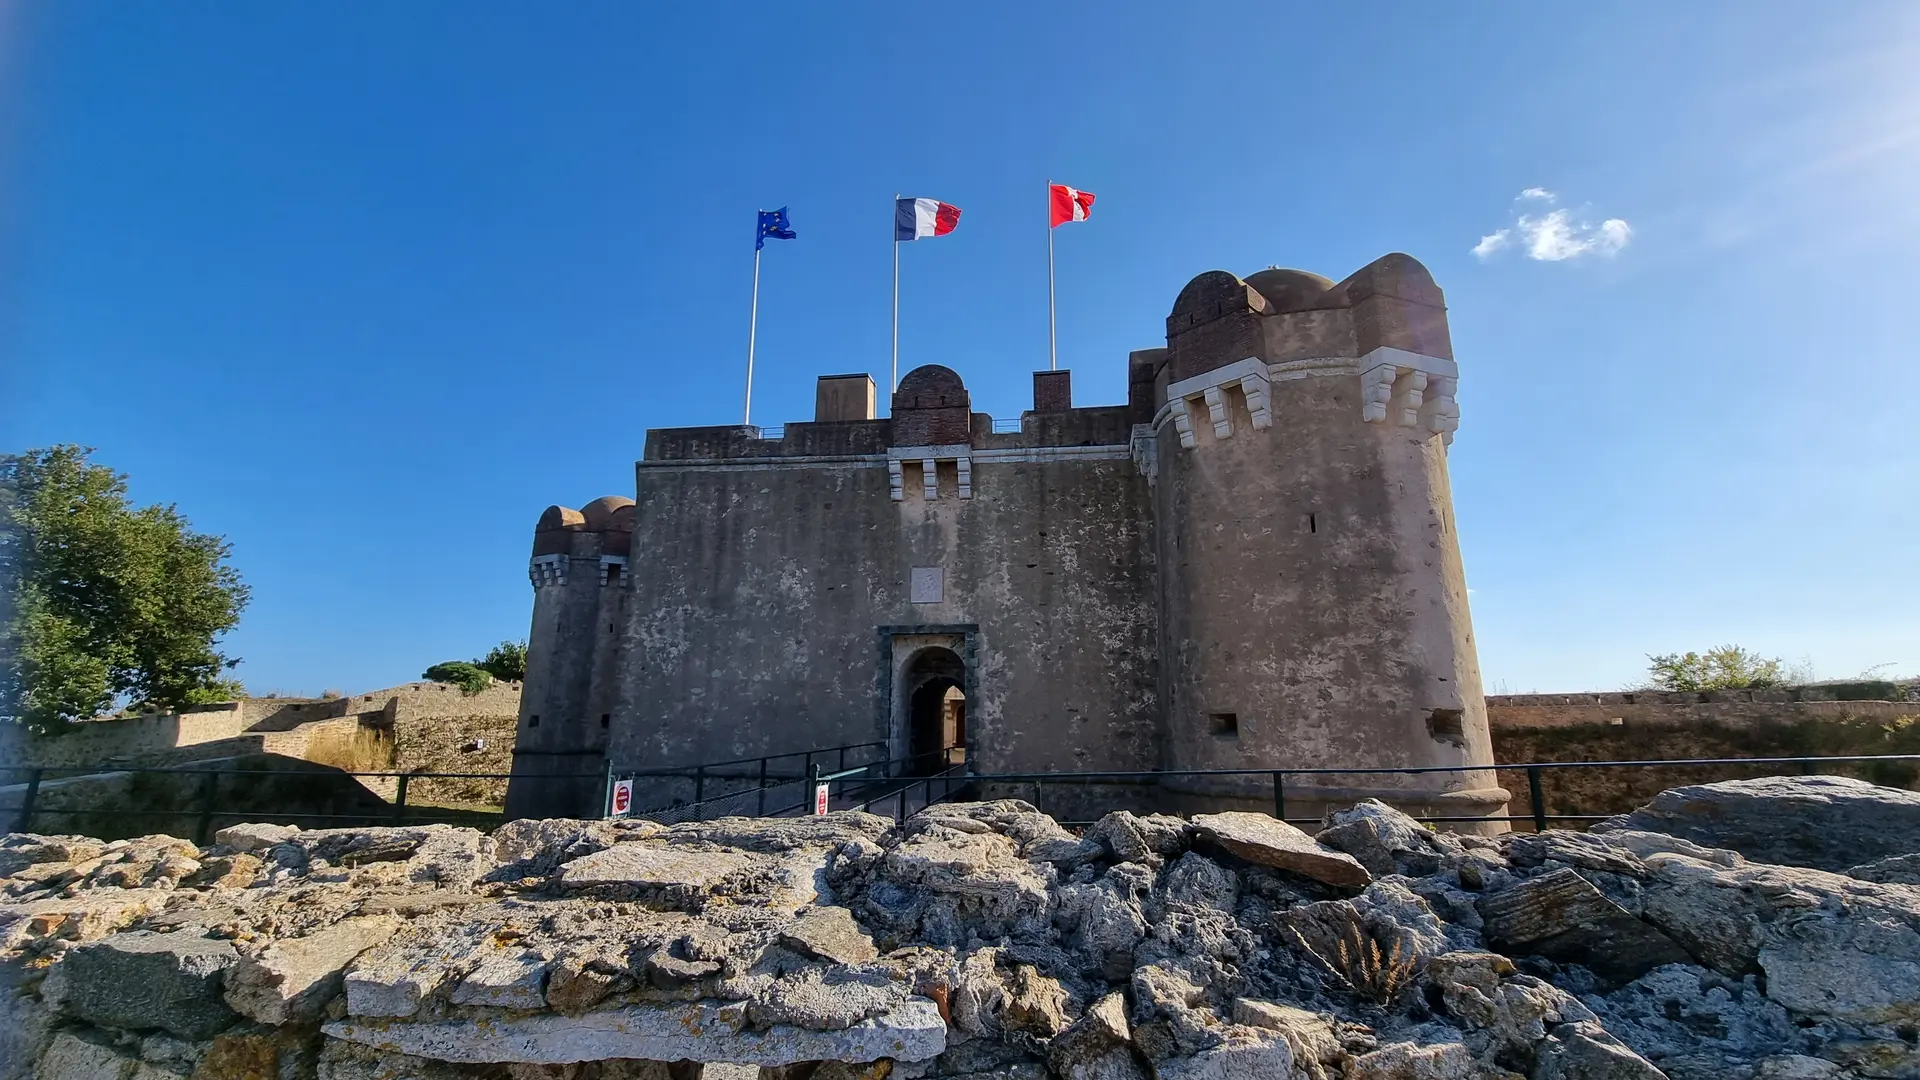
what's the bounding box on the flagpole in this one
[745,242,762,426]
[1046,180,1057,372]
[891,192,900,393]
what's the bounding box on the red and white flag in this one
[1049,184,1095,227]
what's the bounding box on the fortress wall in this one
[617,459,906,767]
[12,706,252,769]
[612,439,1155,776]
[1486,694,1917,732]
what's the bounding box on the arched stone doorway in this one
[901,646,966,774]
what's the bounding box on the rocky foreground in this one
[8,776,1920,1080]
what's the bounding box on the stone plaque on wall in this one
[910,567,944,604]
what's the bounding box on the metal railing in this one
[953,754,1920,829]
[607,741,890,824]
[0,763,604,843]
[8,752,1920,843]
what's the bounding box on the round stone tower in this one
[1150,254,1506,829]
[504,495,633,820]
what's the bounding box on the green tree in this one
[422,661,492,696]
[1644,645,1788,692]
[474,640,526,683]
[0,446,250,732]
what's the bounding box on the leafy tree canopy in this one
[1,445,250,732]
[475,640,526,683]
[422,661,492,696]
[1645,645,1789,692]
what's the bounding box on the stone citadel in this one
[505,253,1506,825]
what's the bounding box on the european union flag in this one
[756,207,796,250]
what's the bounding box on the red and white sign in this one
[610,779,633,817]
[813,783,831,816]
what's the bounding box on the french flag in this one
[896,197,961,241]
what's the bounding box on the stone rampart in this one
[1487,691,1917,733]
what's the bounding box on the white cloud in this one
[1473,189,1632,262]
[1471,230,1511,260]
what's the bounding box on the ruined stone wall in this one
[612,444,1156,778]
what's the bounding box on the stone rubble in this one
[6,779,1920,1079]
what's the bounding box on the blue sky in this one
[3,2,1916,696]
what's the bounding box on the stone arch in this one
[899,645,966,774]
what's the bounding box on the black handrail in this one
[10,750,1920,837]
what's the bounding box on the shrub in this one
[1645,646,1789,692]
[422,662,492,696]
[475,640,527,683]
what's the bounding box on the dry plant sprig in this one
[1286,922,1417,1005]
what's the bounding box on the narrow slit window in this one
[600,713,611,729]
[1308,513,1317,534]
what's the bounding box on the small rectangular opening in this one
[529,714,540,728]
[1308,513,1317,534]
[600,713,611,729]
[1426,708,1465,745]
[1208,712,1238,737]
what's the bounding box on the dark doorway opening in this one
[904,646,966,774]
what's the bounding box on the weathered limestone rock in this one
[62,929,239,1039]
[0,835,107,878]
[1085,812,1190,864]
[557,844,753,889]
[213,823,299,854]
[1049,991,1134,1080]
[883,818,1052,922]
[672,812,893,853]
[1346,1041,1476,1080]
[449,948,550,1010]
[324,996,949,1065]
[1276,881,1454,984]
[1229,1000,1346,1079]
[1532,1021,1668,1079]
[1845,852,1920,885]
[1478,868,1691,983]
[545,956,625,1015]
[0,889,172,949]
[1190,813,1370,888]
[38,1031,138,1080]
[224,914,404,1024]
[1588,964,1799,1080]
[1754,1057,1841,1080]
[751,967,913,1031]
[1599,775,1920,873]
[22,789,1920,1080]
[1316,800,1451,878]
[1636,853,1920,1025]
[343,928,474,1017]
[181,853,262,890]
[1001,964,1073,1037]
[781,905,880,965]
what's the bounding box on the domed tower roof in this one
[536,505,586,533]
[580,495,636,532]
[894,365,969,409]
[1245,268,1337,313]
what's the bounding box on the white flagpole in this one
[891,193,900,393]
[745,241,762,426]
[1046,181,1057,372]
